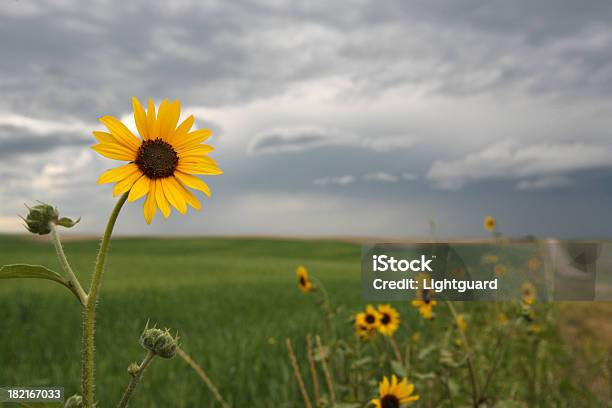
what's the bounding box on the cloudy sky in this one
[2,0,612,238]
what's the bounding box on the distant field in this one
[0,235,609,407]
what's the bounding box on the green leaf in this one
[56,216,81,228]
[0,264,80,302]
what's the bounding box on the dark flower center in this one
[380,395,400,408]
[135,138,179,179]
[365,314,376,324]
[299,277,306,286]
[423,289,432,303]
[381,313,391,325]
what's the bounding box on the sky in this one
[2,0,612,238]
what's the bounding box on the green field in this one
[0,235,609,407]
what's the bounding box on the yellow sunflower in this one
[92,97,222,224]
[356,305,381,330]
[372,375,419,408]
[521,281,537,305]
[296,265,313,293]
[411,286,437,320]
[484,215,496,232]
[376,304,400,336]
[354,318,376,341]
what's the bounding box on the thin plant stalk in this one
[176,346,230,408]
[389,336,403,364]
[445,300,480,408]
[117,350,155,408]
[82,193,128,407]
[315,335,336,405]
[49,224,87,306]
[306,334,322,407]
[286,338,312,408]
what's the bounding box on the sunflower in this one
[354,318,376,341]
[296,265,313,293]
[521,281,537,305]
[376,304,400,336]
[93,97,222,224]
[494,264,507,277]
[411,286,437,320]
[455,314,467,332]
[356,305,381,331]
[371,375,419,408]
[484,215,496,232]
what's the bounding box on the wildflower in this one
[411,283,437,320]
[521,281,537,305]
[455,314,467,332]
[529,323,542,334]
[376,304,400,336]
[528,257,541,271]
[21,202,79,235]
[494,264,507,277]
[357,305,381,330]
[371,375,419,408]
[410,332,421,343]
[354,321,376,341]
[482,254,499,264]
[92,97,222,223]
[296,265,313,293]
[496,312,509,327]
[484,215,496,232]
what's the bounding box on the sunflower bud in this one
[64,394,83,408]
[20,202,80,235]
[127,362,140,376]
[139,323,178,359]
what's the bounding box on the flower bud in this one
[139,323,178,359]
[127,362,140,376]
[20,202,80,235]
[64,394,83,408]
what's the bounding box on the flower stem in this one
[117,351,156,408]
[49,224,88,306]
[176,346,230,408]
[82,193,128,407]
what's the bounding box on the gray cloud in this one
[0,125,90,158]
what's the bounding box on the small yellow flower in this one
[455,314,467,332]
[376,304,400,336]
[412,281,437,320]
[356,305,381,330]
[494,264,507,277]
[371,375,419,408]
[530,323,542,334]
[296,265,313,293]
[411,332,421,343]
[482,254,499,264]
[93,97,222,223]
[528,257,541,271]
[354,320,376,341]
[521,281,537,305]
[484,215,496,232]
[496,312,509,327]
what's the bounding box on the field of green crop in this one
[0,235,609,407]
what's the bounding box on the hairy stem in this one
[117,351,156,408]
[49,224,88,306]
[82,193,128,407]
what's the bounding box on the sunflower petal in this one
[93,131,117,144]
[173,129,212,150]
[176,162,223,176]
[167,115,194,145]
[113,170,143,196]
[164,100,181,140]
[147,98,158,139]
[128,174,151,202]
[175,171,211,196]
[162,177,187,214]
[99,116,140,151]
[97,163,139,184]
[156,99,172,140]
[173,178,202,210]
[132,96,149,140]
[143,180,157,224]
[177,144,214,156]
[92,143,137,161]
[155,179,171,217]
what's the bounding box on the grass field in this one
[0,234,610,407]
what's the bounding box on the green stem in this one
[445,300,480,408]
[82,193,128,407]
[49,224,88,306]
[117,351,156,408]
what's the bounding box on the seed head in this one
[139,322,178,359]
[21,201,80,235]
[64,394,83,408]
